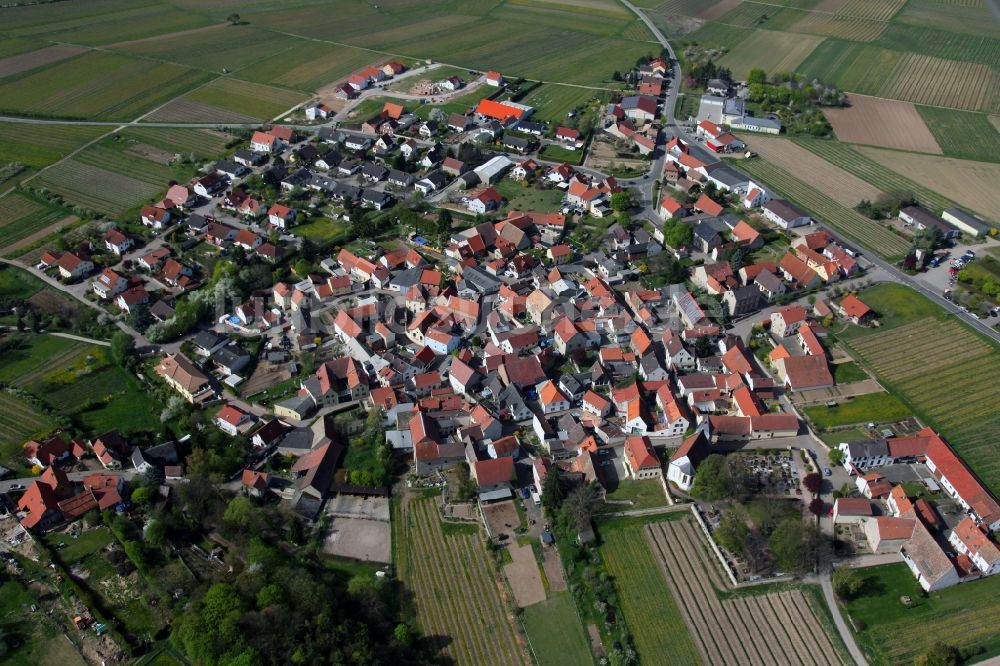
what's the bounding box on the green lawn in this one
[598,478,667,513]
[835,283,943,340]
[833,361,867,384]
[290,218,352,244]
[539,144,583,166]
[818,428,870,448]
[0,262,45,299]
[844,563,1000,665]
[521,593,593,666]
[46,528,112,562]
[0,579,87,666]
[493,179,564,213]
[598,514,701,666]
[804,392,911,428]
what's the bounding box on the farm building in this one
[942,208,990,237]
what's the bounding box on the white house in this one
[668,431,709,491]
[537,380,569,414]
[949,517,1000,576]
[762,200,811,229]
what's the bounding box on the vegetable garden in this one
[643,518,845,666]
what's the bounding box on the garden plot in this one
[644,519,845,665]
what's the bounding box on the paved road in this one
[819,572,870,666]
[0,258,156,350]
[617,0,682,220]
[0,469,138,494]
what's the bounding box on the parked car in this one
[823,467,832,477]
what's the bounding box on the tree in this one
[227,12,241,24]
[715,507,750,553]
[223,495,258,532]
[110,330,136,369]
[131,485,156,507]
[724,455,753,501]
[694,335,712,358]
[542,464,565,516]
[914,642,959,666]
[748,68,767,85]
[563,482,600,531]
[610,191,631,214]
[808,497,825,517]
[394,623,413,647]
[803,472,822,495]
[690,454,729,501]
[832,567,865,601]
[428,108,448,124]
[828,449,844,466]
[769,517,825,574]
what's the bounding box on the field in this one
[803,392,911,428]
[146,77,307,123]
[0,122,106,169]
[845,315,1000,496]
[895,0,1000,37]
[520,85,603,123]
[118,127,233,160]
[740,136,882,207]
[520,593,593,666]
[0,51,211,121]
[736,158,910,259]
[112,25,295,74]
[916,106,1000,164]
[0,391,56,465]
[238,41,380,92]
[638,516,844,665]
[717,29,824,80]
[879,53,996,113]
[822,95,941,154]
[397,497,529,666]
[844,563,1000,665]
[0,193,73,251]
[854,147,1000,223]
[1,0,213,46]
[0,43,88,79]
[0,333,160,440]
[600,515,701,665]
[797,41,999,114]
[793,139,956,214]
[35,160,161,218]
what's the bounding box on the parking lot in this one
[920,245,1000,322]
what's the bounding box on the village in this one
[3,44,1000,666]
